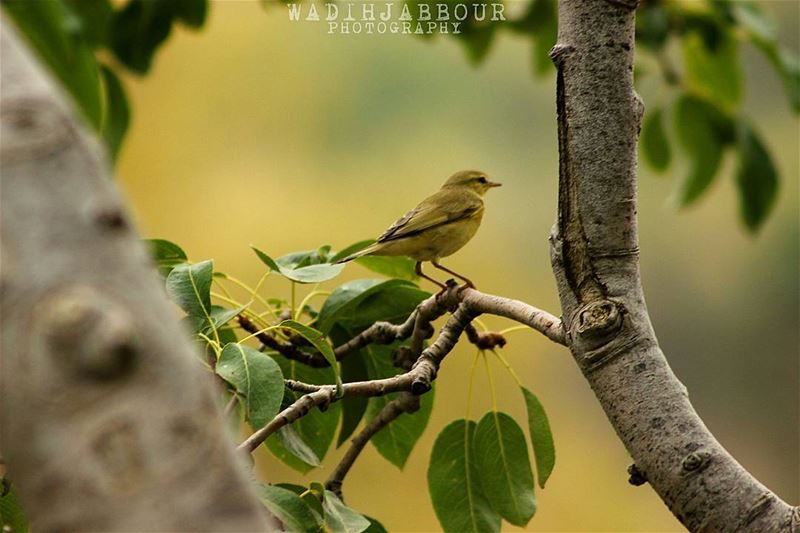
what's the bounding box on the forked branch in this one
[238,286,564,454]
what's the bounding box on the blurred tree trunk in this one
[0,17,277,532]
[548,1,797,531]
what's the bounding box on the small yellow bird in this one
[336,170,501,289]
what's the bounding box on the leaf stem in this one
[293,286,331,321]
[498,325,531,336]
[222,273,279,320]
[465,349,481,420]
[290,281,296,318]
[482,351,498,412]
[238,324,280,345]
[198,332,222,357]
[491,348,523,387]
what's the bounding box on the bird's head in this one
[442,170,502,196]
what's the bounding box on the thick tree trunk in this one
[0,17,276,532]
[549,1,798,532]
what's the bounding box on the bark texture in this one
[549,1,798,532]
[0,18,276,532]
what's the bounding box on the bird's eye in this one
[477,176,487,184]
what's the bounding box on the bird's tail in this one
[334,242,382,264]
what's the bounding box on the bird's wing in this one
[377,189,482,243]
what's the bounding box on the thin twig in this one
[238,286,564,369]
[224,394,238,417]
[237,290,451,367]
[237,302,475,454]
[325,392,420,499]
[238,288,565,454]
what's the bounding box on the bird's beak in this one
[487,181,502,188]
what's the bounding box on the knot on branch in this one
[411,375,433,396]
[392,346,416,371]
[574,299,623,348]
[43,286,139,381]
[410,358,437,395]
[0,96,74,161]
[627,463,647,486]
[93,204,129,232]
[680,450,712,475]
[548,44,574,66]
[371,321,401,343]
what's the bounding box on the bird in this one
[335,170,501,290]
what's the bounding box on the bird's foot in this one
[435,279,458,298]
[457,281,475,295]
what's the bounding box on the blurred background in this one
[115,2,798,531]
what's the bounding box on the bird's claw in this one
[457,281,475,295]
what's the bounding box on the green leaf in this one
[258,484,322,533]
[322,490,371,533]
[455,24,496,66]
[272,425,321,468]
[173,0,208,28]
[278,247,334,268]
[99,64,130,161]
[673,96,728,206]
[165,260,213,318]
[641,107,671,171]
[731,3,775,44]
[110,0,175,74]
[280,320,342,395]
[145,238,187,276]
[753,42,800,113]
[4,0,103,129]
[273,483,325,523]
[521,387,556,489]
[511,0,557,75]
[183,305,244,339]
[363,344,433,468]
[0,486,28,533]
[363,516,388,533]
[356,256,419,281]
[217,343,284,431]
[333,239,419,281]
[774,48,799,113]
[735,123,779,232]
[316,279,385,333]
[636,3,670,51]
[216,324,238,346]
[252,246,344,284]
[281,263,345,284]
[428,419,500,533]
[266,353,340,472]
[65,0,113,47]
[251,245,281,271]
[339,284,428,332]
[317,279,428,334]
[473,411,536,526]
[682,28,742,114]
[206,304,247,333]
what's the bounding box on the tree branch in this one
[325,392,421,499]
[237,301,477,453]
[239,283,564,371]
[238,286,565,454]
[0,17,277,531]
[550,2,797,531]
